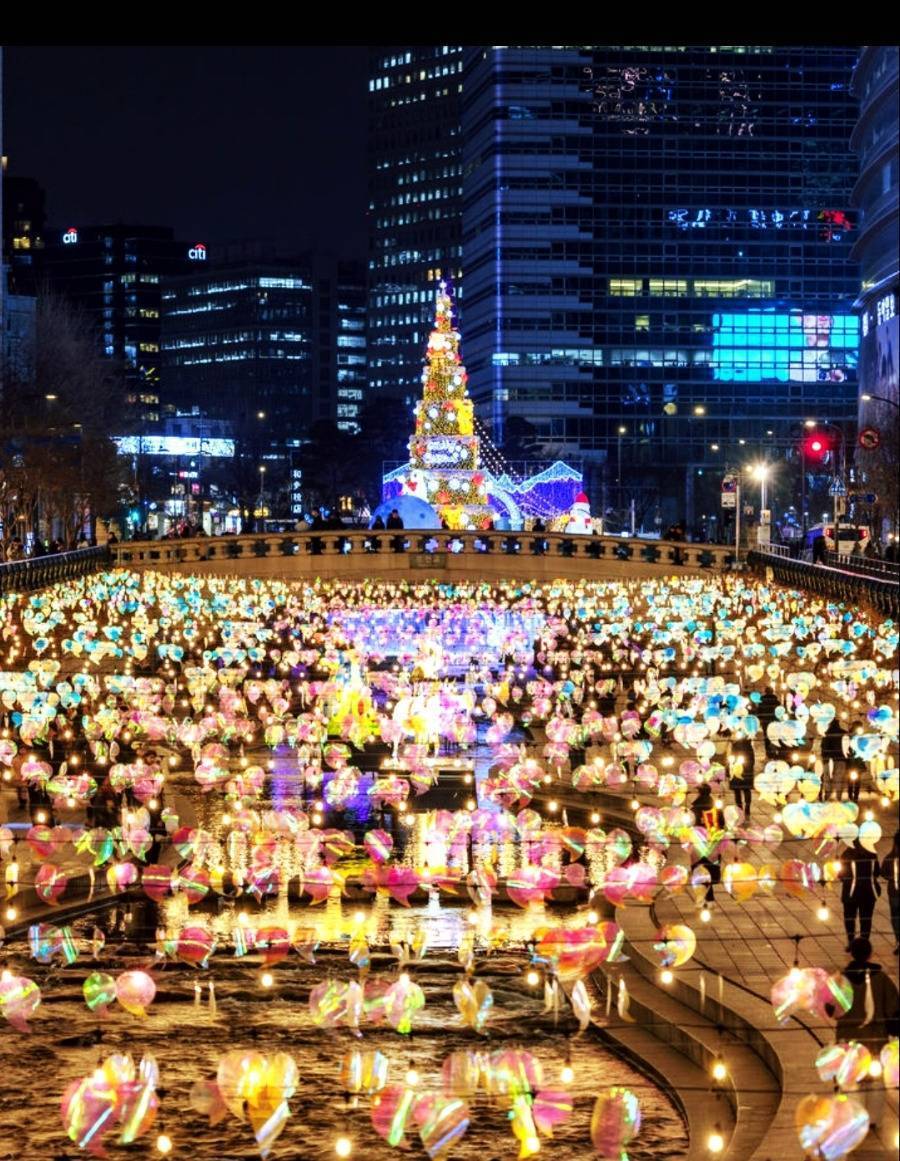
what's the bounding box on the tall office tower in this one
[851,46,898,539]
[852,46,899,410]
[367,45,464,406]
[320,258,367,433]
[461,46,861,522]
[161,260,317,437]
[161,254,367,435]
[41,224,199,424]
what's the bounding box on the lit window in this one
[609,279,643,296]
[648,279,688,296]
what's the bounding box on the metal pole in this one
[800,445,806,535]
[735,481,741,560]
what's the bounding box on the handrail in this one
[0,546,111,596]
[824,550,900,579]
[109,529,738,574]
[748,548,899,616]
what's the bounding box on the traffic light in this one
[802,430,832,464]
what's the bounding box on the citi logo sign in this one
[62,228,79,244]
[188,243,207,261]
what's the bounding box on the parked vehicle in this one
[823,524,870,554]
[804,523,870,556]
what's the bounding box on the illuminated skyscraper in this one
[367,46,464,406]
[458,46,861,522]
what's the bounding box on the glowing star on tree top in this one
[406,281,493,530]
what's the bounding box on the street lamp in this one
[617,426,626,487]
[861,393,900,410]
[749,462,770,510]
[748,462,771,544]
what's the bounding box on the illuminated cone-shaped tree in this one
[407,283,492,529]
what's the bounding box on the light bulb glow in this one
[156,1134,173,1155]
[335,1137,353,1158]
[708,1131,725,1153]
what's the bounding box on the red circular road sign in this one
[858,426,881,450]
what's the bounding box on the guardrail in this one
[747,548,900,616]
[0,546,111,596]
[824,550,900,579]
[110,530,737,576]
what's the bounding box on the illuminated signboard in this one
[859,286,899,406]
[188,242,207,261]
[667,208,854,240]
[114,436,235,457]
[711,312,858,383]
[876,292,896,328]
[62,227,78,244]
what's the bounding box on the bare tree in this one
[0,291,124,543]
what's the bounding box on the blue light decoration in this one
[382,460,583,525]
[711,311,858,383]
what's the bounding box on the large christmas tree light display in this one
[405,283,493,529]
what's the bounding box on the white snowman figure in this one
[565,491,593,535]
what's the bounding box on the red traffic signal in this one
[803,430,832,463]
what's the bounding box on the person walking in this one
[821,714,849,799]
[827,936,900,1134]
[728,735,755,821]
[756,685,780,758]
[839,839,881,950]
[834,938,899,1052]
[879,831,900,955]
[690,784,721,903]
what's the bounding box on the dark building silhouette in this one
[1,165,46,294]
[40,223,198,423]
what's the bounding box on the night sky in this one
[3,45,369,258]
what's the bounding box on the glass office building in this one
[368,45,464,405]
[161,263,317,436]
[460,46,861,519]
[41,224,196,424]
[852,46,899,411]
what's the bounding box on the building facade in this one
[161,261,317,437]
[456,46,861,521]
[161,255,367,436]
[367,45,464,406]
[40,223,200,424]
[851,45,899,539]
[1,167,46,294]
[324,259,367,433]
[852,46,899,412]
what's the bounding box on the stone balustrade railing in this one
[110,529,737,577]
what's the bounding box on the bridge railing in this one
[747,548,900,616]
[111,530,737,573]
[0,546,111,596]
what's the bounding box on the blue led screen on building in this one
[711,311,858,383]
